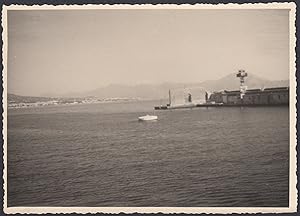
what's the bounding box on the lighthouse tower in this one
[236,69,248,99]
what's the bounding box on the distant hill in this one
[82,83,188,99]
[7,94,85,104]
[76,73,289,99]
[9,73,289,101]
[8,94,57,103]
[198,73,289,92]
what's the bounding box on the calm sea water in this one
[8,100,289,207]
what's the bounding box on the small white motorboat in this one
[138,114,158,121]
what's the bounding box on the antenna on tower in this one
[236,69,248,99]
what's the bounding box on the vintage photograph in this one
[2,3,297,214]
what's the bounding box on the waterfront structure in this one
[208,87,289,105]
[155,71,289,110]
[207,70,289,106]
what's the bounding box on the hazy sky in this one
[8,9,290,96]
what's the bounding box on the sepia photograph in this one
[2,3,297,214]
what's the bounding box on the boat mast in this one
[168,89,171,106]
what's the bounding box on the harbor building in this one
[208,87,289,105]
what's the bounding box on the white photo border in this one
[1,2,297,214]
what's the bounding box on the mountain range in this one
[9,73,289,101]
[66,73,289,99]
